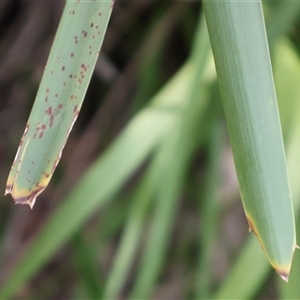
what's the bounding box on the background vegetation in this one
[1,1,300,299]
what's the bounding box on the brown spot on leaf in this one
[247,217,254,233]
[50,115,54,127]
[46,106,53,116]
[81,63,87,72]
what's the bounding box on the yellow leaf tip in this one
[5,185,44,209]
[273,262,292,283]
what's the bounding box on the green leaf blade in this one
[203,0,296,280]
[5,0,113,208]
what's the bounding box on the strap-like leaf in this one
[5,0,113,208]
[203,0,296,280]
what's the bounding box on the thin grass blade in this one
[130,14,211,298]
[5,0,113,208]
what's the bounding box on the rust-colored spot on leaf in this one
[50,115,54,127]
[81,63,87,72]
[246,213,267,254]
[46,106,53,116]
[247,216,254,233]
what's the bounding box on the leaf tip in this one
[272,243,298,282]
[275,268,290,282]
[15,197,36,210]
[5,186,44,209]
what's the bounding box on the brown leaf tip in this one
[276,270,289,282]
[8,187,45,209]
[15,197,36,210]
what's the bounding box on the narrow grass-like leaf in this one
[195,117,222,299]
[203,1,296,280]
[130,15,211,299]
[5,0,113,208]
[72,233,104,299]
[102,140,165,299]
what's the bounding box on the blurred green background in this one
[1,1,300,299]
